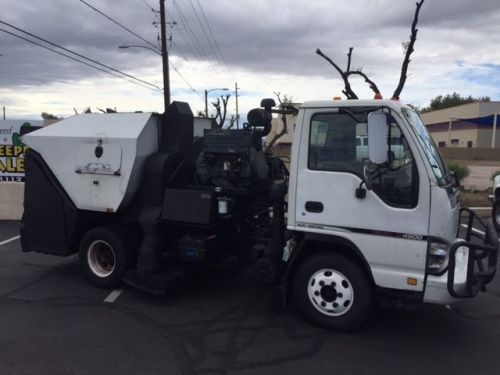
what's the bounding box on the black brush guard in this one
[447,208,498,298]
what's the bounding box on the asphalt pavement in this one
[1,220,500,375]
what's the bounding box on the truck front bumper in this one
[424,208,498,304]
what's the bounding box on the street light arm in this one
[206,87,229,94]
[118,44,161,56]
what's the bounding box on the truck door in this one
[294,107,430,292]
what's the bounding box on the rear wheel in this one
[79,226,131,289]
[493,200,500,232]
[293,252,373,331]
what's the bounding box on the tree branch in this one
[267,92,294,150]
[211,98,222,129]
[211,94,230,129]
[316,48,358,99]
[346,47,353,72]
[347,70,381,96]
[392,0,425,100]
[220,94,229,127]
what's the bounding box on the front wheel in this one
[79,226,131,289]
[293,252,373,331]
[493,200,500,232]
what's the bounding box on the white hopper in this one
[22,112,159,212]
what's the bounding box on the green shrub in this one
[491,170,500,181]
[447,162,470,181]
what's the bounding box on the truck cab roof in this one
[300,99,410,110]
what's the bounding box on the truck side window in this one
[370,121,419,208]
[308,112,418,209]
[309,113,364,176]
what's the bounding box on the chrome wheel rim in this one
[307,268,354,317]
[87,240,115,278]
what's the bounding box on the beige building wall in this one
[422,102,500,149]
[267,112,299,146]
[430,128,479,148]
[420,101,500,124]
[477,128,500,148]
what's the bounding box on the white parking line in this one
[0,235,20,246]
[103,289,123,303]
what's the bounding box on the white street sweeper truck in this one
[20,99,498,330]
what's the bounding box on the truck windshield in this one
[401,108,448,186]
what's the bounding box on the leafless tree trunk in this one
[392,0,425,100]
[266,92,298,150]
[227,114,238,129]
[211,94,231,129]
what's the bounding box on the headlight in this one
[427,240,450,275]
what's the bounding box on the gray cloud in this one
[0,0,499,103]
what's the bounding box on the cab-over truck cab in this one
[285,100,498,330]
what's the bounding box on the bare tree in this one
[392,0,425,100]
[227,114,238,129]
[316,0,424,100]
[211,94,230,129]
[266,92,298,150]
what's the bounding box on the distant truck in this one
[20,99,498,330]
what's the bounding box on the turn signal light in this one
[407,277,417,286]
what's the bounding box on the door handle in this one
[305,201,324,213]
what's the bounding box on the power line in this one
[188,0,226,79]
[196,0,233,80]
[139,0,156,13]
[0,27,161,93]
[0,19,162,90]
[79,0,158,51]
[169,29,216,88]
[168,19,219,87]
[171,40,188,61]
[81,0,204,100]
[158,1,220,88]
[173,1,222,84]
[170,61,204,102]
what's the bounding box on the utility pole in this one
[204,90,209,118]
[159,0,170,112]
[492,113,498,149]
[235,82,240,129]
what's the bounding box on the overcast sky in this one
[0,0,499,120]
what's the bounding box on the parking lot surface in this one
[1,220,500,375]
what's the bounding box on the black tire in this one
[79,226,131,289]
[493,200,500,232]
[293,252,373,331]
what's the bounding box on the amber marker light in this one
[407,277,418,286]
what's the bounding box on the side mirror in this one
[367,111,388,165]
[363,163,373,190]
[450,170,460,187]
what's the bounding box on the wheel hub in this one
[307,268,354,317]
[87,240,116,278]
[320,285,338,302]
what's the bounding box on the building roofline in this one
[422,101,500,115]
